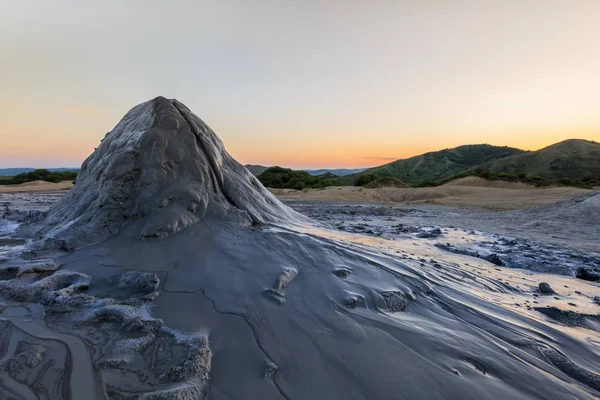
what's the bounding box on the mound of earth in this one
[0,180,73,193]
[20,97,302,247]
[272,185,591,211]
[1,97,599,399]
[363,177,411,188]
[270,186,393,203]
[442,176,536,190]
[519,190,600,226]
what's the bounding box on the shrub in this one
[354,173,378,186]
[479,169,491,179]
[558,178,574,186]
[257,167,339,189]
[0,169,78,185]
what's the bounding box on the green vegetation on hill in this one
[306,168,367,176]
[339,140,600,188]
[362,177,410,188]
[0,168,78,176]
[353,173,378,186]
[438,169,599,188]
[0,169,78,185]
[469,139,600,184]
[353,173,410,188]
[342,144,524,186]
[244,164,269,176]
[257,167,341,190]
[245,165,367,177]
[318,172,339,179]
[420,170,551,187]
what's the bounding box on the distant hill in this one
[362,177,410,188]
[245,164,367,177]
[0,169,78,185]
[471,139,600,185]
[341,144,524,186]
[0,167,79,176]
[305,168,367,176]
[257,166,341,190]
[244,164,269,176]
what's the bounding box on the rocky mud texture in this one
[286,201,600,278]
[1,191,66,215]
[1,191,65,229]
[18,97,303,247]
[1,97,599,399]
[0,243,211,399]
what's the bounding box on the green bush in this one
[479,169,491,179]
[528,175,544,181]
[0,169,78,185]
[257,166,339,189]
[558,178,574,186]
[354,173,378,186]
[413,180,439,188]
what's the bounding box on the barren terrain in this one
[0,180,73,193]
[271,179,593,211]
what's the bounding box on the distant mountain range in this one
[244,164,269,176]
[244,165,366,177]
[250,139,600,189]
[305,168,367,176]
[339,144,523,185]
[340,139,600,187]
[0,168,79,176]
[5,139,599,189]
[469,139,600,181]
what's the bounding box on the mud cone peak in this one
[21,97,302,246]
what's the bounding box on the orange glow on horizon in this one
[2,2,600,169]
[2,118,597,169]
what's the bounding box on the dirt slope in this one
[271,185,591,210]
[0,180,74,193]
[442,176,537,189]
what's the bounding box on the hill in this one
[342,144,524,186]
[442,176,535,190]
[362,177,410,188]
[0,180,74,193]
[306,168,367,176]
[471,139,600,186]
[244,164,269,176]
[0,169,78,185]
[270,184,591,210]
[245,165,368,177]
[257,166,340,189]
[0,167,79,176]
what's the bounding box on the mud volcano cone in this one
[23,97,300,246]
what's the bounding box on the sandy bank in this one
[0,179,591,212]
[270,185,592,210]
[442,176,538,189]
[0,180,74,193]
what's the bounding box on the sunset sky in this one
[1,1,600,169]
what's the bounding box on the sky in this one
[1,1,600,169]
